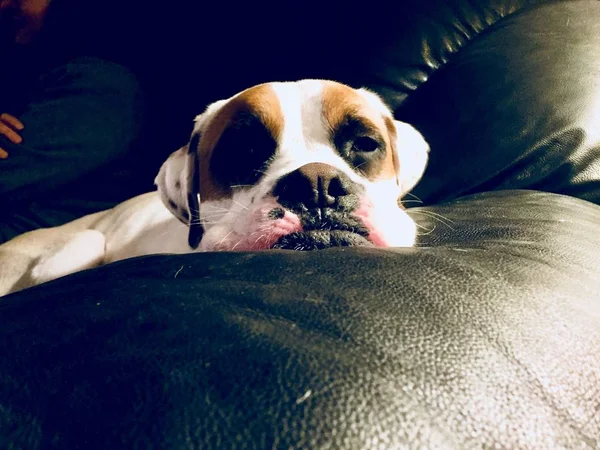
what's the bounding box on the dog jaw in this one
[196,186,416,252]
[198,196,303,252]
[353,200,417,248]
[355,178,418,248]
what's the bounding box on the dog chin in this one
[197,197,417,252]
[271,230,374,251]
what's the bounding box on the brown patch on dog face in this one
[384,116,400,185]
[322,82,397,182]
[195,83,284,201]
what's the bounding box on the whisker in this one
[185,206,206,216]
[404,192,424,203]
[419,210,455,223]
[247,225,274,239]
[158,221,187,238]
[400,199,425,205]
[202,213,227,220]
[411,213,454,228]
[416,211,455,227]
[231,238,245,251]
[247,229,263,238]
[415,223,437,235]
[199,219,228,225]
[410,210,455,229]
[216,229,236,247]
[204,205,231,211]
[254,234,268,244]
[232,200,249,211]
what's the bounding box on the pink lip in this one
[351,199,390,247]
[212,197,393,251]
[213,208,303,251]
[246,211,303,250]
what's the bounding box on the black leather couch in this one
[2,1,600,448]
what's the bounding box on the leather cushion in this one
[394,0,600,205]
[1,190,598,448]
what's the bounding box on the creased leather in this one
[2,0,600,448]
[396,1,600,206]
[1,190,599,449]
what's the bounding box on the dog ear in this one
[185,133,203,249]
[155,97,231,249]
[154,132,204,249]
[386,118,430,196]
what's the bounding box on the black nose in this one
[273,163,360,210]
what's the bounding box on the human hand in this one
[0,113,24,159]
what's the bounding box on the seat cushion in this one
[1,190,598,449]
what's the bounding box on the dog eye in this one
[210,112,278,188]
[352,136,380,153]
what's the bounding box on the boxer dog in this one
[0,79,429,296]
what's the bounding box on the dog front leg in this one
[0,229,106,297]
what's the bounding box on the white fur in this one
[0,79,429,297]
[158,80,429,252]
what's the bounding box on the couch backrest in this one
[94,0,600,205]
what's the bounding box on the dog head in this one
[154,79,429,251]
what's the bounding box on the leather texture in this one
[396,1,600,206]
[2,0,600,448]
[1,190,599,449]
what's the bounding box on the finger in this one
[0,122,23,144]
[0,147,8,159]
[0,113,24,130]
